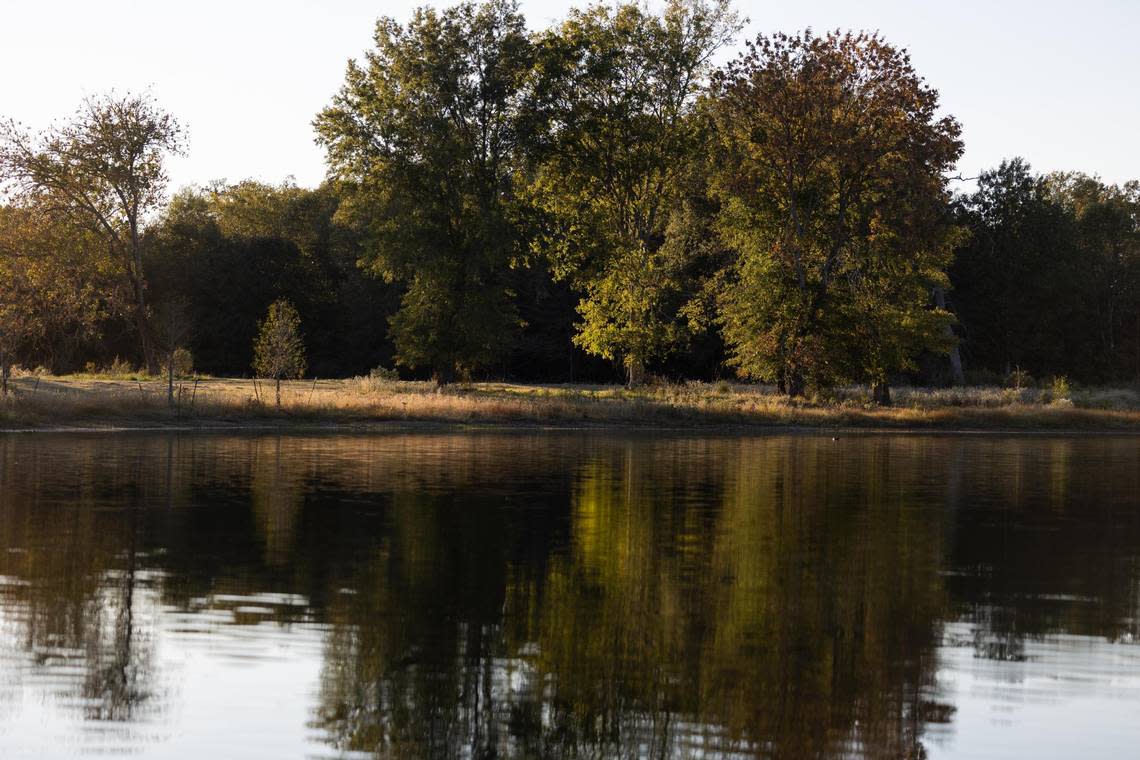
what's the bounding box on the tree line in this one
[2,0,1138,399]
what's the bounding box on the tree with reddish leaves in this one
[709,31,963,402]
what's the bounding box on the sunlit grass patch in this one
[0,377,1138,431]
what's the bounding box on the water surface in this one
[0,431,1137,759]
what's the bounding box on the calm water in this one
[0,431,1137,759]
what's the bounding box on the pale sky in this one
[2,0,1137,192]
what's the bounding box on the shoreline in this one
[3,377,1139,436]
[5,423,1140,437]
[5,413,1140,438]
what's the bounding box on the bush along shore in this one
[2,375,1139,432]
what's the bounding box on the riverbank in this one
[2,376,1140,433]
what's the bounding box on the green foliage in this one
[1049,375,1072,401]
[253,299,306,383]
[528,0,740,383]
[387,269,518,381]
[709,31,962,395]
[570,244,686,384]
[315,0,534,382]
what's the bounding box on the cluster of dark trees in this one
[952,160,1140,384]
[1,0,1138,395]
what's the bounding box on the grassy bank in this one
[2,375,1140,432]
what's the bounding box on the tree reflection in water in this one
[0,441,160,726]
[0,432,1136,758]
[313,437,955,759]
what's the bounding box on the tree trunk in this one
[625,358,645,388]
[275,377,282,409]
[432,365,455,387]
[872,381,892,406]
[933,287,964,385]
[775,337,788,395]
[129,229,160,376]
[134,299,159,376]
[1107,297,1115,353]
[784,365,806,398]
[167,352,175,409]
[947,343,965,386]
[0,349,9,397]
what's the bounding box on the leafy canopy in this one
[710,31,963,394]
[528,0,741,382]
[315,0,534,381]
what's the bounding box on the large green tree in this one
[315,0,534,382]
[710,31,962,401]
[529,0,740,385]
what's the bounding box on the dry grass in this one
[1,376,1139,431]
